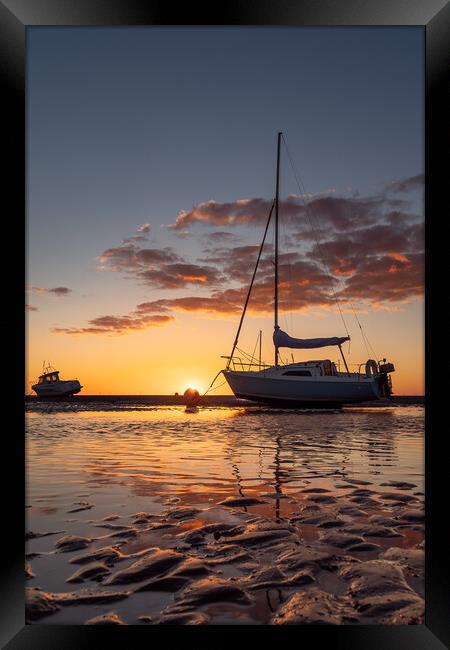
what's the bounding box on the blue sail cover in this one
[273,328,349,350]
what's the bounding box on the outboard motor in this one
[377,359,395,398]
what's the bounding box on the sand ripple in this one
[26,404,424,624]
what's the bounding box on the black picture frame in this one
[2,0,448,647]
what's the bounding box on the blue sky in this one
[28,27,423,280]
[26,27,424,394]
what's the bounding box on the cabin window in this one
[283,370,312,377]
[46,376,51,382]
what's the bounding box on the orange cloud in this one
[53,174,423,337]
[52,312,173,336]
[31,286,72,296]
[181,275,208,283]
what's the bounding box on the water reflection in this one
[25,404,424,626]
[26,405,423,512]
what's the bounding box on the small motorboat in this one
[32,363,82,398]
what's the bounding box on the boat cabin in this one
[38,371,60,384]
[281,360,338,377]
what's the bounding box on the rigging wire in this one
[200,370,228,400]
[249,331,260,366]
[236,346,260,363]
[281,133,378,358]
[280,135,350,339]
[226,200,275,369]
[203,379,228,395]
[280,211,294,337]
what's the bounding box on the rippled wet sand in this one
[25,404,424,625]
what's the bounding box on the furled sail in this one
[273,327,349,350]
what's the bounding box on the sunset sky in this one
[26,27,424,395]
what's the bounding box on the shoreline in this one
[25,394,424,406]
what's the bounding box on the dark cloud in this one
[26,303,38,311]
[98,242,223,289]
[202,231,240,244]
[123,235,148,243]
[137,263,223,288]
[302,195,385,231]
[167,194,388,232]
[336,252,424,304]
[306,220,424,277]
[140,206,423,316]
[58,237,423,336]
[52,309,173,336]
[200,245,266,283]
[123,223,152,243]
[135,257,336,317]
[168,198,273,230]
[171,230,192,239]
[98,243,178,271]
[167,175,421,235]
[386,174,424,194]
[57,174,423,336]
[31,286,72,296]
[137,296,242,316]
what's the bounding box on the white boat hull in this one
[32,380,82,398]
[223,368,381,406]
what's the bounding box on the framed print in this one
[1,0,449,647]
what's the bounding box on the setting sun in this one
[183,383,202,394]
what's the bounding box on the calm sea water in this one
[25,403,424,624]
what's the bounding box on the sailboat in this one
[222,132,395,407]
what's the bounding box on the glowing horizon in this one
[26,300,424,396]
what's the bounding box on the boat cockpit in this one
[38,372,60,384]
[281,360,338,377]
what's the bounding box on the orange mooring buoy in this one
[183,387,201,407]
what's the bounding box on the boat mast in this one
[274,132,282,366]
[259,330,262,369]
